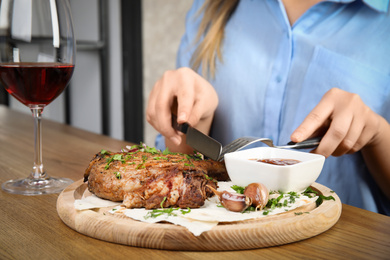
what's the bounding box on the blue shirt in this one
[156,0,390,215]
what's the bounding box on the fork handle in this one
[287,136,322,149]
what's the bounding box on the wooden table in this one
[0,105,389,259]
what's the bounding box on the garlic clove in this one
[207,185,252,212]
[221,191,252,212]
[244,182,269,210]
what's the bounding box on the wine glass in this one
[0,0,75,195]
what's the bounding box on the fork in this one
[218,136,322,161]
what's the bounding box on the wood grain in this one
[57,180,341,251]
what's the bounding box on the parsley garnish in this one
[204,174,217,183]
[243,206,256,213]
[113,154,124,162]
[231,185,245,194]
[143,197,191,219]
[114,171,121,179]
[287,191,300,204]
[144,208,179,219]
[162,148,176,155]
[160,197,167,208]
[105,157,114,170]
[190,152,204,160]
[303,187,335,206]
[153,156,169,161]
[144,146,159,155]
[295,212,310,215]
[180,207,191,215]
[105,154,125,170]
[136,163,146,169]
[101,149,110,155]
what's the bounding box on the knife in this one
[171,115,222,160]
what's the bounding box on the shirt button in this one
[276,75,282,83]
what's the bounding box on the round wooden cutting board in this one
[57,179,342,251]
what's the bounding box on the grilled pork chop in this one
[84,144,229,209]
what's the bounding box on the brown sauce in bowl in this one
[250,158,301,166]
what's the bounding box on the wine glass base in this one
[2,177,73,195]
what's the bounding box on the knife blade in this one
[171,115,222,160]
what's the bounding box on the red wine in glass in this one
[0,63,74,106]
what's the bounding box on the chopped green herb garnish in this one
[243,206,256,213]
[143,199,192,219]
[144,146,159,155]
[144,208,179,219]
[315,194,336,206]
[266,193,285,210]
[231,185,245,194]
[114,171,121,179]
[153,156,169,160]
[113,154,124,162]
[105,153,125,169]
[295,212,310,216]
[160,197,167,208]
[191,152,204,160]
[101,149,110,155]
[128,144,141,150]
[162,147,176,155]
[204,174,217,183]
[180,207,191,215]
[287,191,300,204]
[136,163,146,169]
[303,187,335,206]
[105,157,114,170]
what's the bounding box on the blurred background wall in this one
[1,0,193,148]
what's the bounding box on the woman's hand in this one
[291,88,382,157]
[291,88,390,199]
[146,67,218,153]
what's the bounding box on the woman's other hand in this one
[291,88,384,157]
[291,87,390,198]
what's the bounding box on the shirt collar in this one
[333,0,389,12]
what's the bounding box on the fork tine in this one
[221,138,249,154]
[219,137,259,160]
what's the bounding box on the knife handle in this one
[286,136,322,149]
[171,114,189,134]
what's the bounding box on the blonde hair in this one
[190,0,239,78]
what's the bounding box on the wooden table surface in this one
[1,105,389,259]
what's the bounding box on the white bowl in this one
[224,147,325,193]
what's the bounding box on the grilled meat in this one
[84,144,229,209]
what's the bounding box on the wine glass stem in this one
[31,107,47,180]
